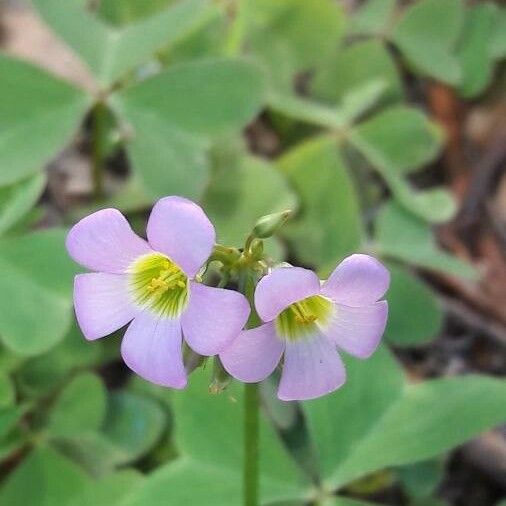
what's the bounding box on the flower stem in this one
[238,269,262,506]
[244,381,259,506]
[91,101,107,200]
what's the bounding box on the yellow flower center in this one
[275,295,333,341]
[128,253,189,318]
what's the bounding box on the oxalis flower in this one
[220,255,389,401]
[66,196,250,388]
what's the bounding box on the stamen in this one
[275,295,333,342]
[128,253,189,318]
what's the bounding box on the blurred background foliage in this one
[0,0,505,505]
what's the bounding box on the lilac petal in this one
[321,254,390,306]
[255,267,321,323]
[181,281,250,356]
[74,273,138,340]
[121,312,187,388]
[220,322,284,383]
[66,209,151,273]
[278,333,346,401]
[146,196,215,277]
[322,301,388,359]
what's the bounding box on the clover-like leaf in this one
[126,369,311,505]
[349,106,442,176]
[0,173,46,237]
[203,153,296,246]
[349,0,397,37]
[392,0,464,85]
[375,202,476,279]
[243,0,345,92]
[0,229,78,355]
[48,373,107,439]
[278,136,363,277]
[0,55,89,186]
[32,0,210,86]
[313,40,403,105]
[0,446,91,506]
[112,59,265,198]
[456,3,498,98]
[385,265,443,347]
[304,347,506,489]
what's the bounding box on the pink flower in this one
[220,255,389,401]
[66,196,250,389]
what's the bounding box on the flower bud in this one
[252,210,292,239]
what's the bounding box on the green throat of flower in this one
[275,295,333,341]
[128,253,189,318]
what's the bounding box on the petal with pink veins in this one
[181,281,250,356]
[278,333,346,401]
[74,273,138,340]
[255,267,321,322]
[321,254,390,306]
[147,196,215,277]
[121,312,186,388]
[322,301,388,359]
[66,209,151,273]
[220,322,284,383]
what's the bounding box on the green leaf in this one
[456,3,497,98]
[53,431,127,478]
[0,55,89,186]
[313,40,403,105]
[98,0,173,25]
[52,391,166,475]
[0,173,46,236]
[114,59,264,137]
[0,406,25,440]
[0,446,91,506]
[489,7,506,60]
[304,348,506,489]
[203,154,295,245]
[0,372,14,409]
[16,322,103,398]
[333,498,381,506]
[304,347,404,488]
[392,0,464,84]
[168,6,228,64]
[102,391,166,465]
[278,136,363,277]
[268,93,346,129]
[350,106,442,176]
[126,458,241,506]
[329,375,506,487]
[388,185,456,224]
[112,58,264,198]
[0,229,77,355]
[384,265,443,346]
[128,369,311,505]
[243,0,345,91]
[375,202,476,280]
[69,469,144,506]
[349,0,396,37]
[349,106,453,222]
[32,0,211,86]
[48,373,107,438]
[0,426,27,462]
[396,459,444,499]
[117,109,209,199]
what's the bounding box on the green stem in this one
[91,101,107,199]
[244,382,259,506]
[238,269,261,506]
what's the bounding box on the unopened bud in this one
[252,210,292,239]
